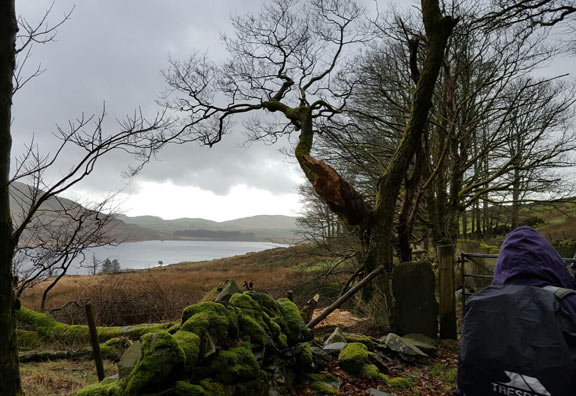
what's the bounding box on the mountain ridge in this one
[9,182,299,243]
[115,214,299,243]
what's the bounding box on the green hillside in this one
[117,214,299,243]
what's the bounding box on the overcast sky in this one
[13,0,322,221]
[11,1,575,222]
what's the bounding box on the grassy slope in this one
[528,201,576,240]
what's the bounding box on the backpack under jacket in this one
[458,284,576,396]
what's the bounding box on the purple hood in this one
[493,226,574,288]
[493,226,576,318]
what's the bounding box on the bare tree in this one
[300,0,575,260]
[12,183,119,311]
[297,184,344,243]
[480,0,576,28]
[88,252,101,276]
[161,0,456,327]
[0,3,169,394]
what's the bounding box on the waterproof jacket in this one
[455,226,576,395]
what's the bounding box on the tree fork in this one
[367,0,457,327]
[301,155,373,228]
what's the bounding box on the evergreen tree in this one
[101,258,113,274]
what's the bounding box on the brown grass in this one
[21,245,326,325]
[20,360,117,396]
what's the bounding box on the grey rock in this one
[253,347,266,366]
[310,346,332,368]
[326,380,343,389]
[392,261,438,338]
[118,341,141,379]
[367,351,389,374]
[322,342,347,356]
[200,333,217,359]
[403,333,437,354]
[124,332,186,394]
[119,324,155,334]
[383,333,428,363]
[267,389,281,396]
[324,327,347,345]
[214,279,242,302]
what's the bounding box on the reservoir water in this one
[60,240,287,275]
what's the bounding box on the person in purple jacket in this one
[492,226,576,317]
[455,226,576,395]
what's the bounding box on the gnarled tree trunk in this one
[0,0,22,395]
[285,1,457,328]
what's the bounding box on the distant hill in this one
[9,182,163,243]
[114,215,219,233]
[9,182,300,243]
[116,214,299,243]
[9,181,81,218]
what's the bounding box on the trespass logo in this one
[491,371,551,396]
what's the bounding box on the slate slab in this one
[118,341,141,379]
[392,261,438,338]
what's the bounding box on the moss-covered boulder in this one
[309,381,339,395]
[173,330,201,373]
[76,378,124,396]
[203,343,260,385]
[246,291,284,321]
[100,337,131,361]
[230,293,269,346]
[125,331,185,395]
[295,342,313,368]
[77,289,315,396]
[338,342,370,376]
[344,334,376,351]
[174,380,210,396]
[174,379,234,396]
[381,374,413,389]
[16,307,175,344]
[215,280,243,302]
[181,302,238,346]
[17,329,40,351]
[307,373,341,396]
[198,379,234,396]
[362,363,381,379]
[235,378,269,396]
[277,298,312,345]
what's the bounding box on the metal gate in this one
[459,252,576,312]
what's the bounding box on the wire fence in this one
[459,252,576,312]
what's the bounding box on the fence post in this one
[85,303,105,381]
[461,253,466,314]
[437,245,457,339]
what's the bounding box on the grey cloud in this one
[11,0,303,197]
[137,138,302,195]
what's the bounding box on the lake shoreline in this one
[66,240,289,276]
